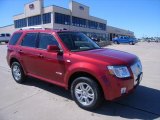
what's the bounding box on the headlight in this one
[107,66,130,78]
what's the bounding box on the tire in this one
[129,41,135,45]
[11,62,26,83]
[114,41,119,44]
[71,77,103,110]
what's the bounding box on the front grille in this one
[131,61,142,80]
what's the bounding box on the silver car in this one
[0,33,11,43]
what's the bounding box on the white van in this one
[0,33,11,43]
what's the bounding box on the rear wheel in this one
[129,41,135,45]
[114,41,119,44]
[11,62,26,83]
[71,77,103,110]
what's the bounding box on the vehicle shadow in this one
[24,77,72,100]
[24,77,160,119]
[95,86,160,119]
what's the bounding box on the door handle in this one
[38,54,44,58]
[18,50,23,54]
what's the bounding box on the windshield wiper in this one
[71,47,101,52]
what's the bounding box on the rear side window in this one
[21,33,37,48]
[6,34,11,37]
[0,34,5,37]
[9,32,22,45]
[38,33,59,49]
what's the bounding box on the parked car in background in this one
[112,36,138,45]
[90,35,100,42]
[147,38,159,43]
[0,33,11,43]
[7,29,143,110]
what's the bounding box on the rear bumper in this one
[0,40,9,42]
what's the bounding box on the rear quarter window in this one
[9,32,22,45]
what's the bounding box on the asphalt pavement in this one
[0,42,160,120]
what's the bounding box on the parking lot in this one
[0,42,160,120]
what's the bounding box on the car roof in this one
[14,29,78,34]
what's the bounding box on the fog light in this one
[121,87,126,94]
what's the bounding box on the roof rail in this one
[53,28,67,31]
[20,26,45,30]
[20,27,67,31]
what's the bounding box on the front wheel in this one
[129,41,135,45]
[114,41,119,44]
[11,62,26,83]
[71,77,103,110]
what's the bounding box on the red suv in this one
[7,29,143,110]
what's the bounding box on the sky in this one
[0,0,160,38]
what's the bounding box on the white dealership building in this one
[0,0,134,44]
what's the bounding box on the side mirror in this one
[47,45,60,52]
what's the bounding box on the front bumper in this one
[103,72,142,101]
[102,61,143,101]
[134,72,143,87]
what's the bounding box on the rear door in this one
[118,36,124,43]
[123,37,128,43]
[18,32,39,75]
[19,32,66,85]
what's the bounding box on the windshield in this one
[58,32,101,52]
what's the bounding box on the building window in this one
[88,20,98,29]
[72,16,86,27]
[55,12,70,25]
[99,23,106,31]
[79,6,84,10]
[28,15,41,26]
[43,13,51,24]
[14,18,27,28]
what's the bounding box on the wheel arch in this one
[10,57,26,75]
[10,57,20,67]
[67,71,104,96]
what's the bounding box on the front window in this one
[38,33,59,49]
[58,32,100,52]
[6,34,11,37]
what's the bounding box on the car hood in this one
[74,48,137,65]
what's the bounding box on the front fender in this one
[64,61,108,90]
